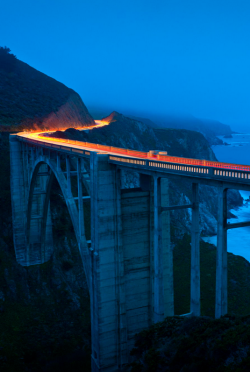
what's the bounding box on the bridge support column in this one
[25,143,31,184]
[191,183,200,316]
[90,152,126,372]
[121,186,154,353]
[77,158,86,248]
[57,154,60,171]
[215,187,228,318]
[161,178,174,317]
[31,147,35,169]
[66,156,71,197]
[153,177,164,323]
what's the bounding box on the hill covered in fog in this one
[128,113,233,146]
[88,106,234,146]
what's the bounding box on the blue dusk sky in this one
[1,0,250,131]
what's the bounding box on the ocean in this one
[202,133,250,262]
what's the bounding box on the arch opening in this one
[26,157,91,285]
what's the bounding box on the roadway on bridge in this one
[16,122,250,174]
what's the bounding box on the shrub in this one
[0,46,17,72]
[62,259,74,271]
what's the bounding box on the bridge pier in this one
[153,176,164,323]
[161,178,174,317]
[215,187,228,318]
[191,182,200,316]
[90,152,126,371]
[89,157,172,371]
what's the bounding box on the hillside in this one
[0,48,94,131]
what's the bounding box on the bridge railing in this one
[109,155,250,183]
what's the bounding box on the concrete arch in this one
[10,138,172,371]
[26,155,91,287]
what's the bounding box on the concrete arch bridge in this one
[10,132,250,372]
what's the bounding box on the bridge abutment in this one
[10,136,55,266]
[10,135,27,265]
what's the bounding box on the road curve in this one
[16,127,250,173]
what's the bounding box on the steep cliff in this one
[0,57,94,132]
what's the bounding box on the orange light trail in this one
[21,120,110,134]
[17,122,250,172]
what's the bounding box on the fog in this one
[2,0,250,132]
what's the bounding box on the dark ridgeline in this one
[0,46,95,132]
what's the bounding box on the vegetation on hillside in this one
[0,47,17,73]
[129,315,250,372]
[0,47,94,131]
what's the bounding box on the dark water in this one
[213,133,250,165]
[203,133,250,262]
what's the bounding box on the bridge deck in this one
[15,132,250,187]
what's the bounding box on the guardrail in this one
[32,135,250,172]
[109,155,250,182]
